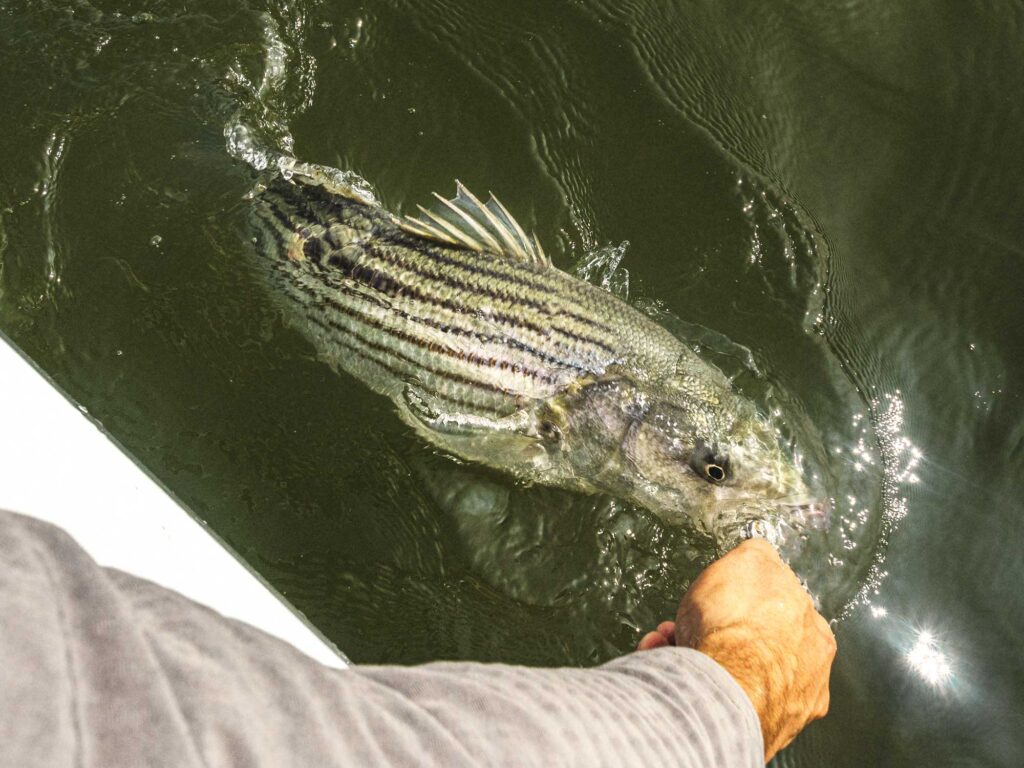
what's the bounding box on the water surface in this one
[2,1,1023,765]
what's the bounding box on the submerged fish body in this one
[251,162,817,535]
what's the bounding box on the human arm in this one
[0,508,764,768]
[638,539,837,762]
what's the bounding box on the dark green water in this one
[3,0,1023,764]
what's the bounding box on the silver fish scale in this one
[252,172,691,423]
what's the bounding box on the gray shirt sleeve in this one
[0,509,764,768]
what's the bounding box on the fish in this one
[249,160,821,537]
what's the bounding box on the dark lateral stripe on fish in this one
[295,179,352,218]
[251,215,283,251]
[348,246,611,369]
[315,283,591,375]
[255,205,587,378]
[325,287,558,387]
[302,311,511,418]
[264,215,613,372]
[354,240,617,359]
[286,273,552,397]
[252,206,286,241]
[261,199,299,237]
[287,279,511,409]
[297,299,517,418]
[255,191,621,394]
[259,184,619,353]
[303,236,328,262]
[388,229,560,295]
[364,238,620,354]
[328,246,598,372]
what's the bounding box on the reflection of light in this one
[906,630,953,686]
[869,605,888,618]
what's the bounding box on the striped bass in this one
[250,161,820,535]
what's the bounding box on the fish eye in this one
[704,463,726,483]
[687,442,729,483]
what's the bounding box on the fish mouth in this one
[710,492,830,528]
[777,496,831,527]
[722,496,830,546]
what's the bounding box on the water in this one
[2,1,1022,764]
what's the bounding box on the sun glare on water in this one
[906,629,953,687]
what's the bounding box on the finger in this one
[813,685,831,719]
[823,627,838,660]
[736,537,776,554]
[637,630,670,651]
[735,537,783,565]
[803,612,837,669]
[656,621,676,642]
[813,612,837,646]
[673,614,697,648]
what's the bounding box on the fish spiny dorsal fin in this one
[398,215,457,244]
[400,182,551,268]
[415,203,484,249]
[486,194,537,261]
[433,189,503,252]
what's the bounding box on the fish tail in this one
[251,166,381,269]
[250,184,304,263]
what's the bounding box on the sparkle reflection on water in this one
[907,630,954,688]
[2,0,1024,765]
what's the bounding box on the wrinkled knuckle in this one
[743,538,773,553]
[742,538,779,563]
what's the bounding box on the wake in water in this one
[217,2,920,633]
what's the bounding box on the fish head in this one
[547,373,823,535]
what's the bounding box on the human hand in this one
[637,539,835,762]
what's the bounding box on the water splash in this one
[257,15,289,105]
[573,240,630,299]
[222,13,301,171]
[222,10,378,209]
[838,390,922,618]
[737,174,823,299]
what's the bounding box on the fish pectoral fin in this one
[399,383,544,459]
[399,182,551,268]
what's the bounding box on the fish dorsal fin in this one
[401,182,550,268]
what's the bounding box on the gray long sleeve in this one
[0,509,763,768]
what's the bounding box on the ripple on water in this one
[218,0,905,651]
[0,0,917,669]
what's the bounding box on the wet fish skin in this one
[250,162,815,535]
